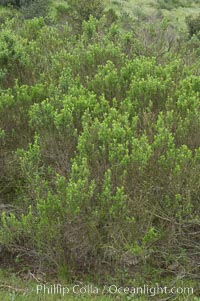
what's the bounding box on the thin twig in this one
[0,284,28,293]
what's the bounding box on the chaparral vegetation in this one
[0,0,199,300]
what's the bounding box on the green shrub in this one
[66,0,104,33]
[0,0,20,7]
[156,0,190,10]
[20,0,50,19]
[1,0,50,18]
[0,15,199,284]
[186,14,200,38]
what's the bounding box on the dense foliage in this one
[0,0,50,18]
[186,13,200,37]
[0,0,199,287]
[157,0,198,10]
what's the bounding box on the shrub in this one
[66,0,104,33]
[0,15,199,284]
[0,0,20,7]
[0,0,50,18]
[20,0,50,19]
[186,14,200,38]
